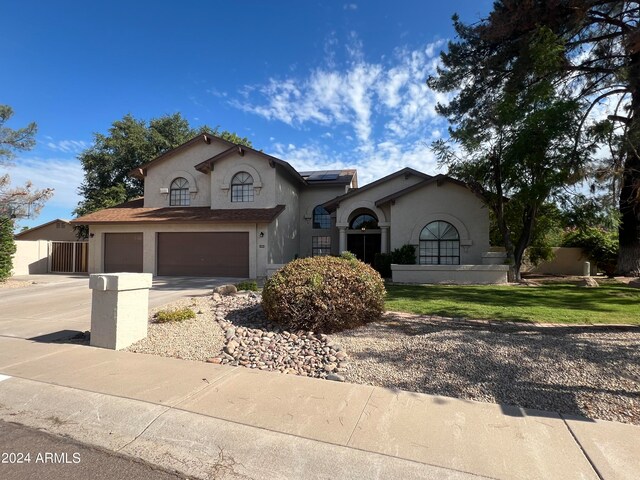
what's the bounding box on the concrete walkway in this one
[0,336,637,479]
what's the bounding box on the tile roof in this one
[71,199,286,225]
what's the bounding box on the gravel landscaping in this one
[331,312,640,425]
[127,292,349,379]
[0,279,35,289]
[127,289,639,425]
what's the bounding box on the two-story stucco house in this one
[72,133,508,283]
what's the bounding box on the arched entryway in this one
[346,209,381,264]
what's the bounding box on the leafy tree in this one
[0,105,53,280]
[0,105,36,163]
[430,25,591,281]
[437,1,639,274]
[73,113,252,237]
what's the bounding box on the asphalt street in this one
[0,420,187,480]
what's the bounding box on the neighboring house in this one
[14,219,80,242]
[72,133,507,283]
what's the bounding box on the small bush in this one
[390,244,416,265]
[235,280,258,291]
[374,253,392,278]
[340,251,357,261]
[262,256,386,333]
[154,307,196,323]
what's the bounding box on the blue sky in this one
[3,0,493,229]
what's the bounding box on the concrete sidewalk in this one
[0,336,637,480]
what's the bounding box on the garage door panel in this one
[157,232,249,277]
[104,233,143,273]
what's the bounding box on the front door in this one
[347,233,381,265]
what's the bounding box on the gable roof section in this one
[193,144,307,185]
[322,167,431,211]
[71,198,286,225]
[129,133,236,179]
[14,218,70,238]
[374,174,474,207]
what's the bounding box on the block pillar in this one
[89,273,153,350]
[338,226,347,253]
[380,226,389,254]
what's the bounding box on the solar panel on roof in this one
[320,173,339,180]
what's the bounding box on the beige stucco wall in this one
[524,247,595,276]
[88,223,263,278]
[335,173,425,226]
[143,141,227,208]
[16,221,78,241]
[209,151,278,209]
[389,181,490,264]
[267,168,300,263]
[12,240,49,275]
[298,186,346,257]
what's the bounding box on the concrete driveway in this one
[0,274,237,341]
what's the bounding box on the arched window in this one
[170,177,190,206]
[419,221,460,265]
[312,206,331,229]
[231,172,254,202]
[350,213,378,230]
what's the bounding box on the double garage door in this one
[104,232,249,277]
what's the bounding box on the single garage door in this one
[157,232,249,277]
[104,233,143,273]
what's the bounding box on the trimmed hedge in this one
[261,255,386,333]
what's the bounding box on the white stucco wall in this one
[389,181,490,264]
[143,141,227,208]
[88,223,263,278]
[298,186,346,257]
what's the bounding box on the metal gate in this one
[49,241,89,273]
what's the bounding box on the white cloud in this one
[4,156,83,210]
[45,139,89,154]
[343,3,358,10]
[231,39,448,150]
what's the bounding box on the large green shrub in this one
[562,227,618,277]
[262,256,386,333]
[0,218,16,281]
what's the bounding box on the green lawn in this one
[385,281,640,324]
